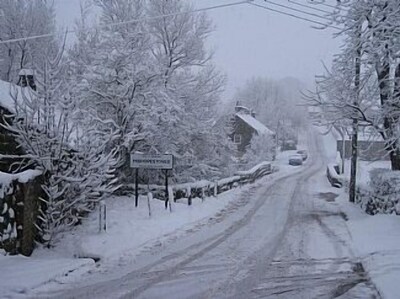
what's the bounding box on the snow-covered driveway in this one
[37,131,380,299]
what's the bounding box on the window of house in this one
[233,134,242,144]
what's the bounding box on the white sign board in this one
[130,153,174,170]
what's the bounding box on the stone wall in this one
[0,171,42,256]
[0,107,25,172]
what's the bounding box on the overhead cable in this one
[307,0,349,11]
[287,0,332,14]
[262,0,335,22]
[0,0,250,45]
[248,2,342,30]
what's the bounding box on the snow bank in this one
[321,128,400,299]
[0,253,94,298]
[338,197,400,299]
[235,161,272,176]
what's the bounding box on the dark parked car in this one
[296,150,308,161]
[281,139,297,151]
[289,154,303,166]
[326,164,342,188]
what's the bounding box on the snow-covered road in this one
[36,130,381,299]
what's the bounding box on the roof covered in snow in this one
[18,69,34,76]
[236,113,274,136]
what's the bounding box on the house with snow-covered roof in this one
[0,77,34,172]
[230,103,275,154]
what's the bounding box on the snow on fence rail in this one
[124,162,275,204]
[0,170,42,255]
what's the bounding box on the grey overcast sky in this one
[54,0,341,99]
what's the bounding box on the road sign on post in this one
[130,154,173,170]
[130,153,174,208]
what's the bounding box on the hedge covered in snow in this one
[356,168,400,215]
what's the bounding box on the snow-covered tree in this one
[232,77,306,145]
[70,0,165,183]
[3,39,118,245]
[0,0,57,82]
[146,0,233,181]
[241,133,275,169]
[313,0,400,170]
[69,0,235,184]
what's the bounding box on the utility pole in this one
[349,26,362,203]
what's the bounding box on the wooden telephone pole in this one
[349,26,362,203]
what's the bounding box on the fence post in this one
[99,201,106,232]
[147,192,152,217]
[135,168,139,207]
[187,186,192,206]
[164,170,169,210]
[214,182,218,197]
[168,186,174,212]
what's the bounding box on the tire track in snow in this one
[36,160,309,299]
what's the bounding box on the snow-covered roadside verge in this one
[338,198,400,299]
[320,130,400,299]
[0,150,308,298]
[0,252,94,298]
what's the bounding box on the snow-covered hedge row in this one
[355,169,400,215]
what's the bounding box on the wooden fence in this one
[124,162,275,204]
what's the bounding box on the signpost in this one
[130,153,173,170]
[130,153,174,208]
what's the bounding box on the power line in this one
[262,0,335,22]
[287,0,332,14]
[248,2,342,30]
[307,0,349,12]
[0,0,251,45]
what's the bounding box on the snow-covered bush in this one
[4,41,119,245]
[69,0,235,185]
[369,168,400,196]
[361,168,400,215]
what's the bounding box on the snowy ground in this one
[2,128,400,298]
[320,128,400,299]
[0,144,305,298]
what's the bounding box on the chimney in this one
[18,69,36,91]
